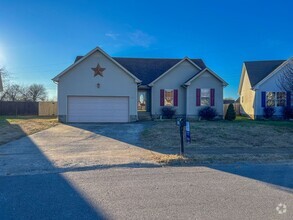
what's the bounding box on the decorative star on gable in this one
[91,63,106,77]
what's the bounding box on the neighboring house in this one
[52,47,228,123]
[238,58,293,119]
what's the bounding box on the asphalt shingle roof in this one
[75,56,206,85]
[244,60,285,87]
[113,58,206,85]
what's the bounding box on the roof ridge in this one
[244,59,286,63]
[113,57,202,60]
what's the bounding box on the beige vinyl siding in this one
[239,69,256,118]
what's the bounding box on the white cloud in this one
[128,30,155,48]
[105,29,156,48]
[105,33,120,40]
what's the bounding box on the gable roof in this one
[74,57,206,85]
[55,47,209,85]
[184,68,228,86]
[244,60,285,87]
[52,47,141,83]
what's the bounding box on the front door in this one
[138,91,147,111]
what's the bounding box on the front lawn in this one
[141,117,293,164]
[0,116,58,145]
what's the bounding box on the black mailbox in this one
[176,118,186,127]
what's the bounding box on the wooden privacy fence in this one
[38,102,57,116]
[223,103,240,116]
[0,101,57,116]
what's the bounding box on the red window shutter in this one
[196,89,201,106]
[160,89,164,106]
[210,88,215,106]
[174,89,178,106]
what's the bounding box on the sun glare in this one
[0,46,6,64]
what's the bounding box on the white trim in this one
[148,57,202,86]
[52,47,142,83]
[184,68,228,86]
[253,58,292,90]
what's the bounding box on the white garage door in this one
[67,96,129,123]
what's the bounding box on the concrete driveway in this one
[0,123,159,176]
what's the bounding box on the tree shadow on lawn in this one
[68,122,293,190]
[0,125,108,219]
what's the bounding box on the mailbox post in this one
[176,118,186,155]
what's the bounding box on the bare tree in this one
[27,84,47,101]
[5,84,22,101]
[0,69,3,92]
[18,85,30,101]
[278,61,293,93]
[0,67,11,100]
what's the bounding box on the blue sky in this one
[0,0,292,100]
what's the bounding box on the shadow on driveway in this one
[0,121,292,219]
[68,122,293,190]
[0,125,108,220]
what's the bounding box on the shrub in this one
[161,106,176,119]
[283,106,293,119]
[263,107,275,119]
[225,103,236,121]
[198,107,217,120]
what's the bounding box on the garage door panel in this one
[67,96,129,123]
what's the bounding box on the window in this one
[201,89,210,106]
[277,92,286,107]
[242,96,244,103]
[266,92,286,107]
[164,89,174,106]
[266,92,275,107]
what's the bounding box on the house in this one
[52,47,228,123]
[238,58,293,119]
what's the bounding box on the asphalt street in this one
[1,165,292,220]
